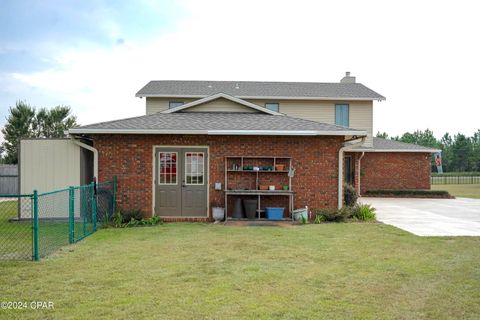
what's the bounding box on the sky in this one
[0,0,479,140]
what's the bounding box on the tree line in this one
[1,101,78,164]
[376,129,480,173]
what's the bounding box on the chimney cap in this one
[340,72,356,84]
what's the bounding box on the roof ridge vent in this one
[340,71,356,83]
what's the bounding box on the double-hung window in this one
[335,104,349,127]
[265,103,279,112]
[169,101,184,109]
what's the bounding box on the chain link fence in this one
[0,177,116,261]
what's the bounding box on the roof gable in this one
[161,93,282,115]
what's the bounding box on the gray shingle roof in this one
[136,80,385,100]
[69,112,366,136]
[349,137,440,152]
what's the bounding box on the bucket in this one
[212,207,225,222]
[243,199,258,219]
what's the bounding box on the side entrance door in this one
[155,147,208,217]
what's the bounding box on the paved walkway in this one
[359,197,480,236]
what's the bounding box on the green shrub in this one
[314,208,351,223]
[120,208,145,223]
[365,189,452,198]
[107,210,162,228]
[344,184,358,207]
[351,204,376,221]
[314,214,324,224]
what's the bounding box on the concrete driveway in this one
[359,197,480,236]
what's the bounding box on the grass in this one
[0,223,479,319]
[432,184,480,199]
[0,200,95,260]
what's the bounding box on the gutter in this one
[357,152,365,195]
[338,137,366,209]
[70,138,98,181]
[68,128,367,137]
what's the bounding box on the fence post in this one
[91,182,97,232]
[32,190,39,261]
[69,187,75,244]
[113,175,117,214]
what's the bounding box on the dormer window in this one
[169,101,184,109]
[265,103,279,112]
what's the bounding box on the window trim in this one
[169,101,184,109]
[264,102,279,112]
[335,104,350,127]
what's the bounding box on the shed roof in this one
[136,80,385,101]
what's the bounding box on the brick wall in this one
[359,152,431,194]
[92,134,343,219]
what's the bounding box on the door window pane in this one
[185,152,204,185]
[158,152,177,184]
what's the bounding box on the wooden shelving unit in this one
[224,156,294,221]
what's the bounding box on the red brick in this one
[355,152,431,194]
[93,134,344,220]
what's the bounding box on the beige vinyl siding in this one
[183,98,258,113]
[20,139,80,194]
[146,97,196,115]
[247,99,373,146]
[349,102,373,146]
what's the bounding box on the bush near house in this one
[314,204,376,223]
[107,209,162,228]
[344,183,358,207]
[365,189,453,198]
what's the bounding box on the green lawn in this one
[0,223,479,319]
[432,184,480,199]
[0,200,94,260]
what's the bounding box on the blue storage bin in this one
[265,207,285,220]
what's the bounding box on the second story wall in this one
[145,97,374,146]
[247,99,373,146]
[146,97,196,114]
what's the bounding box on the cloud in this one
[1,0,480,137]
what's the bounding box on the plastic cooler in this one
[265,207,285,220]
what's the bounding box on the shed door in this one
[155,148,207,217]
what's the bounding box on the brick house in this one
[69,74,438,221]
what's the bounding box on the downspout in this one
[357,152,365,195]
[71,137,98,181]
[338,137,366,209]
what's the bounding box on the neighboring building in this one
[68,73,439,221]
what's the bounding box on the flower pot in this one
[269,185,275,191]
[212,207,225,222]
[275,164,285,171]
[282,185,289,190]
[259,185,269,190]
